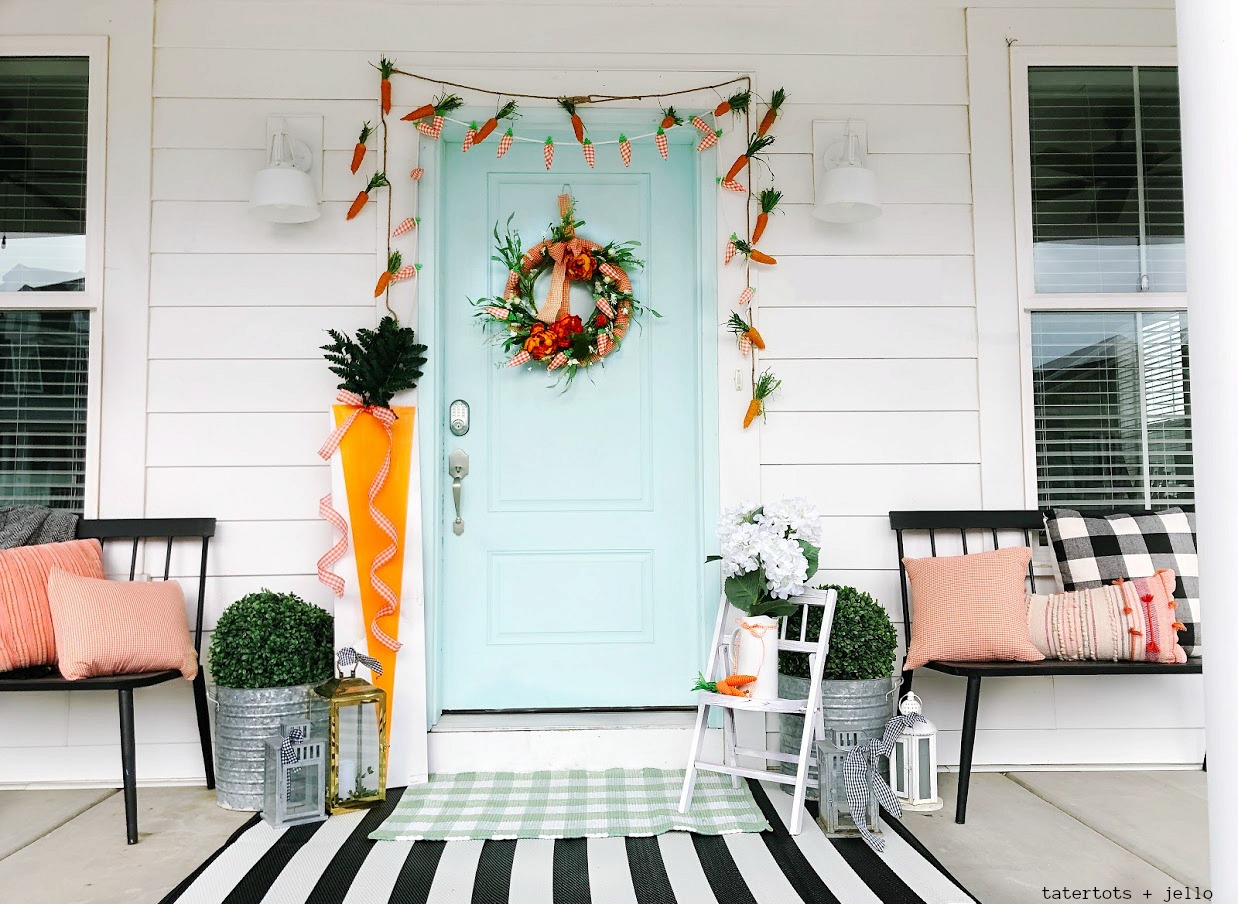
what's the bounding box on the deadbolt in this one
[449,399,470,436]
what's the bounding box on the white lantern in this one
[888,692,943,811]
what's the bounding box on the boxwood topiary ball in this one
[208,590,335,689]
[779,584,897,681]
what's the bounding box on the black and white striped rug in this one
[159,781,977,904]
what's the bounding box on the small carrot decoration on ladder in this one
[714,90,751,118]
[744,369,781,429]
[350,122,373,174]
[725,133,775,183]
[376,57,396,115]
[727,311,765,357]
[732,238,776,266]
[660,106,683,130]
[692,672,756,697]
[751,189,782,245]
[374,251,401,297]
[558,97,587,144]
[757,87,787,137]
[347,171,389,220]
[475,100,517,145]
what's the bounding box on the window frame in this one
[0,36,107,515]
[1011,46,1188,509]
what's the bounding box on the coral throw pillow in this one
[46,568,198,681]
[0,538,104,672]
[1026,570,1187,664]
[902,546,1044,670]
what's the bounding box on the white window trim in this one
[1010,45,1186,507]
[0,36,107,515]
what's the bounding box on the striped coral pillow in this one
[0,539,104,672]
[902,546,1044,670]
[46,568,198,681]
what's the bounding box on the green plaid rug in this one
[367,768,771,841]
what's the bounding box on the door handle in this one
[448,449,469,535]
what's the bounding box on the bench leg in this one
[192,670,216,789]
[955,675,982,825]
[118,688,139,845]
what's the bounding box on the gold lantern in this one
[315,647,388,814]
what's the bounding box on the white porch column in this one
[1176,2,1238,898]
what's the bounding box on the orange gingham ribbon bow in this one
[317,389,402,652]
[529,197,602,323]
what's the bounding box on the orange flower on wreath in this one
[523,323,558,360]
[550,314,584,350]
[564,251,596,281]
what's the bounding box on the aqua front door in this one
[434,115,714,710]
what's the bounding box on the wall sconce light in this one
[813,121,882,224]
[250,118,320,223]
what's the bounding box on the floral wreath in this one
[474,193,651,385]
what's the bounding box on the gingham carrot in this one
[376,57,396,115]
[738,286,755,306]
[757,88,787,137]
[543,136,555,170]
[475,100,517,144]
[720,179,745,193]
[725,133,775,182]
[582,138,595,168]
[347,171,389,220]
[350,122,373,174]
[724,234,738,265]
[655,127,669,159]
[558,97,586,144]
[409,167,424,181]
[714,90,751,118]
[374,251,401,297]
[417,116,444,139]
[462,123,478,152]
[392,217,418,237]
[744,369,781,429]
[618,134,632,167]
[752,188,782,244]
[691,115,713,134]
[660,107,683,130]
[733,238,775,266]
[696,129,722,152]
[497,128,514,158]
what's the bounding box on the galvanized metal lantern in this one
[817,728,880,837]
[315,648,388,814]
[262,721,327,828]
[888,692,942,811]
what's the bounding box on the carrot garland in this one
[350,122,373,174]
[660,106,684,130]
[402,92,463,123]
[751,189,782,245]
[733,238,776,266]
[714,90,752,118]
[376,57,396,115]
[725,133,775,183]
[727,311,766,353]
[347,171,389,220]
[374,251,401,298]
[402,101,436,122]
[475,100,517,144]
[558,97,586,144]
[744,369,781,429]
[757,87,787,137]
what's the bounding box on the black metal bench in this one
[0,518,217,844]
[890,509,1203,825]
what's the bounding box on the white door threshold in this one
[432,710,696,733]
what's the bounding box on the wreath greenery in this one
[473,196,654,386]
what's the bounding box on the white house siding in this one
[0,0,1201,786]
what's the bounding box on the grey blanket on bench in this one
[0,506,78,549]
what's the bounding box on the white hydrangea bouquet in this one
[707,497,825,618]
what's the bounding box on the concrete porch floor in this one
[0,771,1210,903]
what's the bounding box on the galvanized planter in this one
[777,673,896,799]
[214,684,326,811]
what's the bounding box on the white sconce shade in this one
[250,124,320,223]
[813,126,882,223]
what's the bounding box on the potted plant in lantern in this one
[208,590,335,810]
[708,499,825,700]
[777,584,898,794]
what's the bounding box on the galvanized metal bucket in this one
[214,684,326,811]
[777,673,898,799]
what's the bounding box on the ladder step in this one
[691,761,799,785]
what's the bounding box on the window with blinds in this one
[0,56,89,292]
[0,310,90,511]
[1031,311,1192,510]
[1028,66,1184,294]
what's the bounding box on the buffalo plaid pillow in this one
[1043,508,1200,658]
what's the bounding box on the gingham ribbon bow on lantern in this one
[279,725,307,766]
[338,646,384,676]
[843,713,925,852]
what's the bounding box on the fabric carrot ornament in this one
[376,57,396,115]
[462,122,478,152]
[350,122,373,174]
[752,188,782,244]
[692,672,756,697]
[392,217,418,237]
[724,234,738,265]
[413,94,463,138]
[392,262,419,282]
[757,87,787,137]
[543,136,555,170]
[497,128,514,158]
[659,107,683,130]
[696,129,722,152]
[690,115,714,134]
[655,127,669,160]
[725,133,775,182]
[720,178,745,194]
[402,92,462,123]
[409,167,424,181]
[558,98,586,144]
[618,134,632,167]
[347,171,389,220]
[733,238,776,266]
[475,100,517,145]
[744,369,781,429]
[737,287,755,306]
[374,251,401,297]
[714,90,751,118]
[727,311,765,357]
[582,138,595,168]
